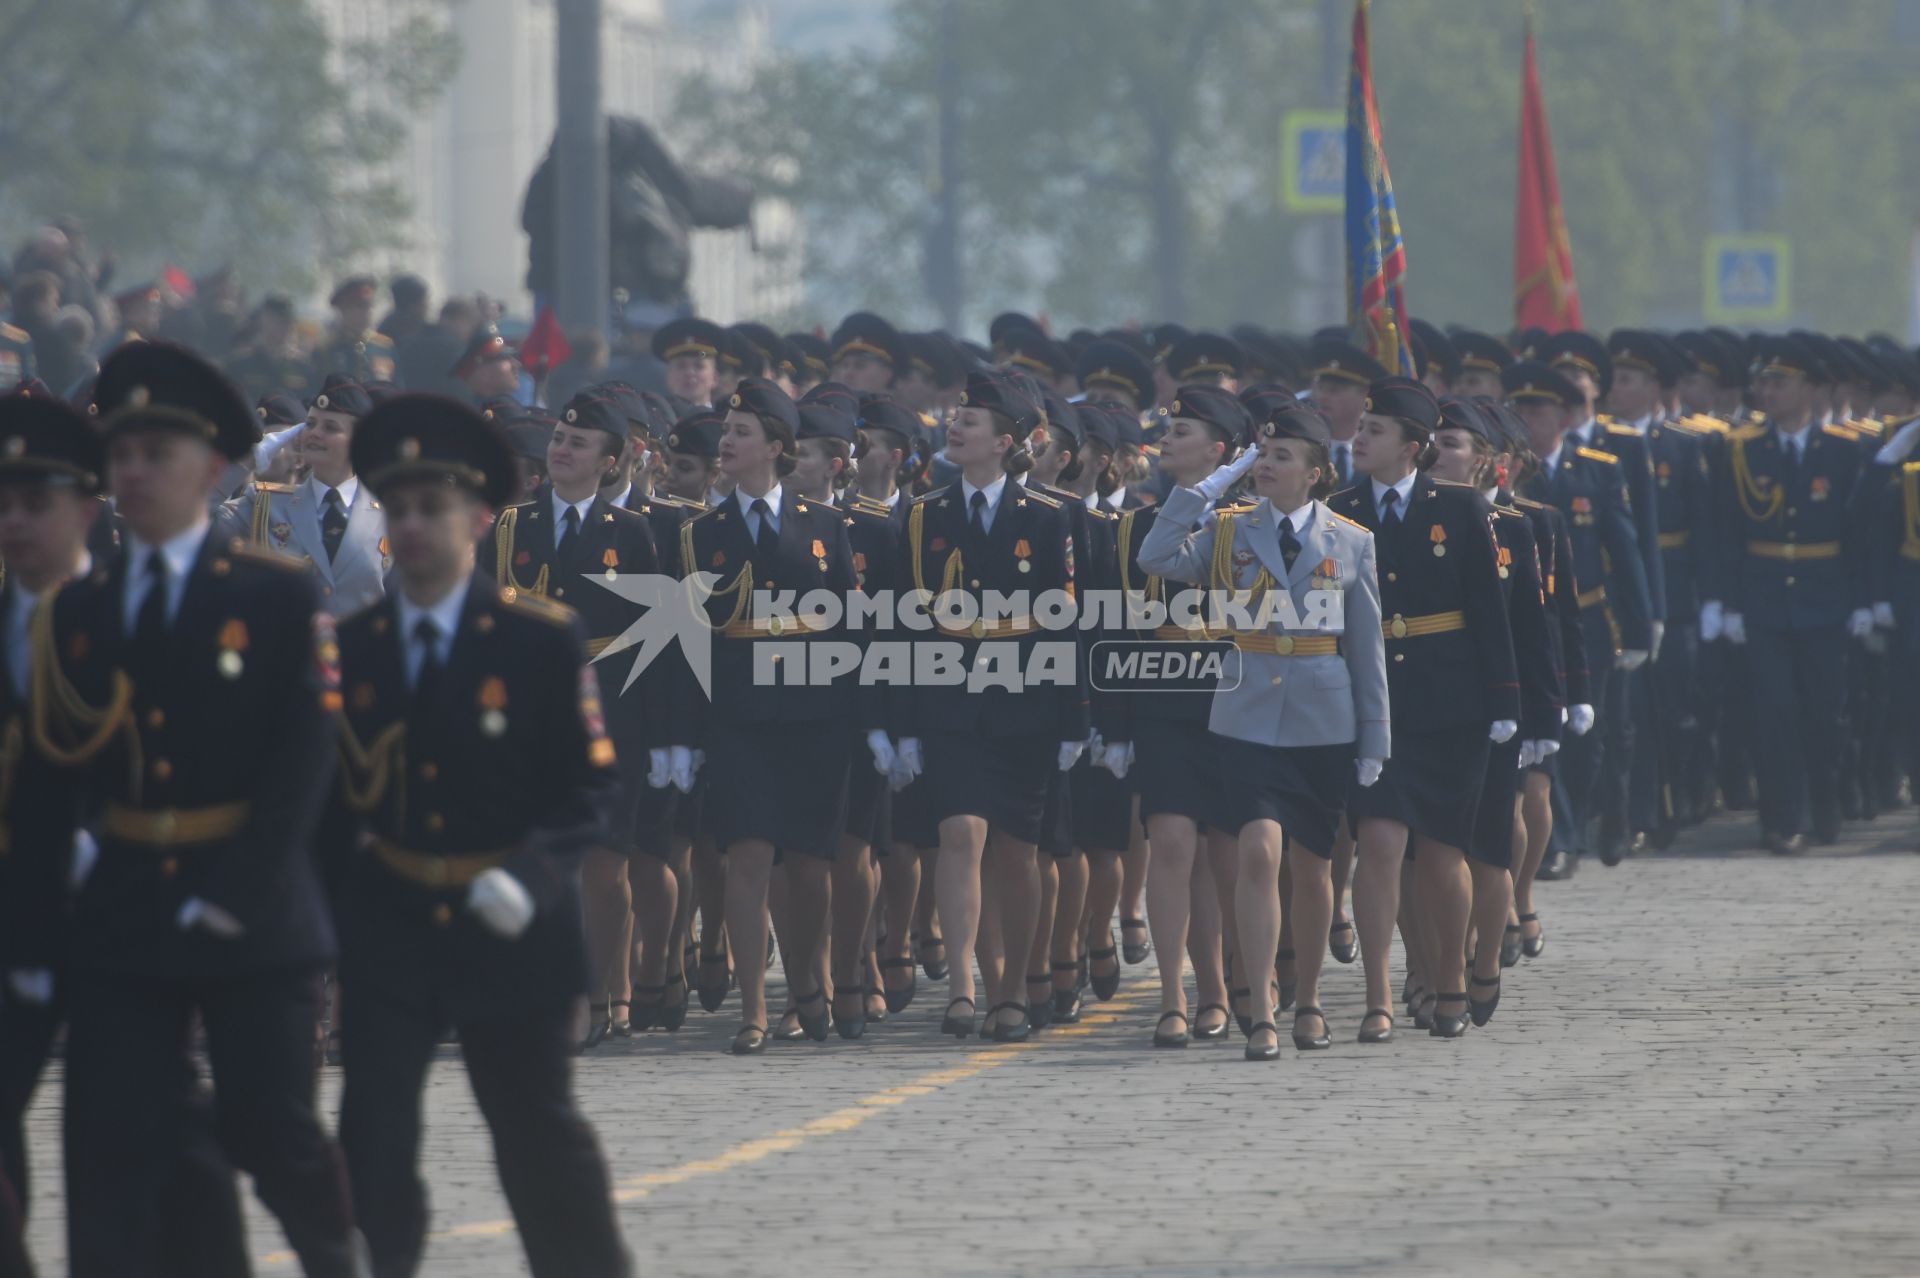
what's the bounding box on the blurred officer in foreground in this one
[31,342,363,1276]
[329,395,632,1277]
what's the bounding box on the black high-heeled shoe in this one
[1290,1005,1331,1051]
[696,948,732,1013]
[1519,912,1546,958]
[1329,920,1358,964]
[1274,948,1298,1011]
[1358,1008,1395,1044]
[628,987,664,1033]
[609,998,633,1038]
[659,974,688,1032]
[578,1003,611,1053]
[879,957,918,1013]
[986,1001,1031,1043]
[1244,1021,1281,1062]
[1025,973,1055,1030]
[1121,917,1150,965]
[1088,940,1122,1001]
[1191,1003,1231,1041]
[1469,973,1502,1027]
[1429,992,1469,1038]
[1230,986,1253,1038]
[1050,961,1083,1023]
[730,1024,768,1056]
[1499,923,1523,969]
[916,933,949,981]
[793,988,831,1042]
[1153,1009,1190,1048]
[833,986,867,1040]
[941,996,975,1038]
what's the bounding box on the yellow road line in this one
[260,994,1145,1268]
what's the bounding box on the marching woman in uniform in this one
[1328,377,1518,1040]
[889,369,1088,1043]
[663,378,867,1055]
[1140,403,1389,1059]
[1427,397,1559,1025]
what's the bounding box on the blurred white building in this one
[313,0,799,324]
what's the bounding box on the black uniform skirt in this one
[886,769,939,852]
[844,729,892,846]
[1347,723,1489,852]
[1133,718,1223,825]
[922,730,1055,846]
[611,744,677,859]
[1038,769,1074,858]
[1468,736,1523,869]
[705,723,851,860]
[1212,736,1355,857]
[1070,760,1133,853]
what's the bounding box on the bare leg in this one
[1516,770,1553,950]
[1353,817,1409,1023]
[627,851,678,1024]
[1288,844,1334,1040]
[1186,849,1229,1035]
[1119,806,1151,961]
[579,849,630,1041]
[1027,853,1061,1015]
[831,838,877,1027]
[1145,814,1199,1023]
[1330,827,1356,958]
[1051,851,1090,1009]
[1205,826,1243,1019]
[984,831,1042,1033]
[913,849,944,973]
[724,840,776,1035]
[1468,858,1512,1016]
[782,854,833,1029]
[935,816,987,1015]
[879,844,922,1003]
[1234,820,1285,1055]
[1415,837,1473,1023]
[1083,848,1124,995]
[1275,842,1296,1003]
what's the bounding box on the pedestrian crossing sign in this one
[1704,234,1791,324]
[1281,111,1346,213]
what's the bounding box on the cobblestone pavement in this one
[21,809,1920,1276]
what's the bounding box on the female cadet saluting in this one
[888,369,1088,1043]
[663,377,868,1056]
[1140,404,1389,1059]
[1328,377,1517,1040]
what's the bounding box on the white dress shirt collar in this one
[1370,472,1416,517]
[1276,499,1316,533]
[960,472,1008,513]
[310,473,359,510]
[395,577,470,680]
[735,482,784,522]
[551,487,596,527]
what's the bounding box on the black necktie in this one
[322,488,348,562]
[1379,488,1400,530]
[412,617,442,711]
[751,498,778,559]
[133,551,169,653]
[1279,517,1301,574]
[1781,436,1799,479]
[557,503,581,563]
[968,489,987,540]
[1334,444,1351,486]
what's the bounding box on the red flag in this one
[519,305,573,376]
[1345,0,1414,375]
[162,265,196,301]
[1514,9,1582,332]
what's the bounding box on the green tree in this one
[0,0,460,291]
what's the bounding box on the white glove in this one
[1057,739,1087,772]
[890,737,924,791]
[467,868,536,940]
[1193,446,1257,503]
[1489,719,1518,744]
[1699,600,1724,643]
[6,968,53,1006]
[1616,648,1649,671]
[1356,757,1384,787]
[69,828,98,891]
[1539,738,1561,758]
[1087,727,1105,756]
[1098,740,1134,780]
[1648,620,1666,662]
[1724,612,1747,645]
[1568,704,1596,736]
[1876,415,1920,464]
[866,729,896,776]
[667,745,698,794]
[176,897,244,938]
[1848,608,1875,640]
[1517,740,1544,768]
[1873,601,1896,630]
[647,748,671,789]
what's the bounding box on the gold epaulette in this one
[227,539,308,572]
[1493,505,1524,519]
[649,492,705,510]
[914,486,953,507]
[1604,424,1638,437]
[1731,423,1767,441]
[1822,423,1859,441]
[496,586,572,626]
[849,494,891,515]
[255,481,297,494]
[1903,460,1920,475]
[1431,477,1475,488]
[0,322,27,343]
[1085,503,1117,522]
[1576,446,1619,464]
[1597,414,1617,426]
[1020,486,1061,509]
[1328,510,1369,531]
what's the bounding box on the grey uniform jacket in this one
[215,476,390,617]
[1139,485,1390,761]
